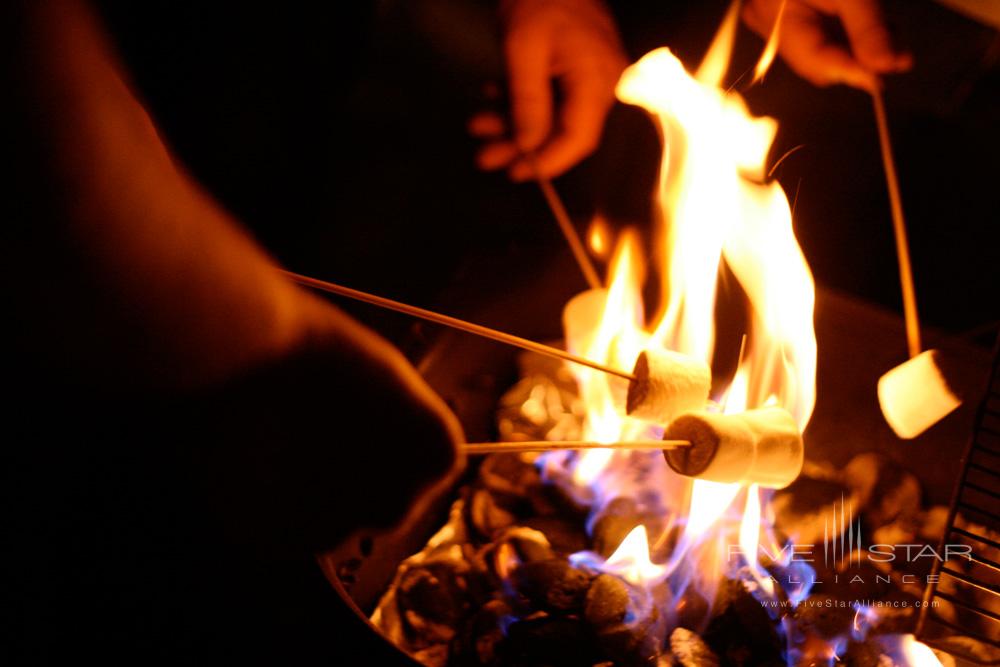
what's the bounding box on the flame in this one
[587,216,611,259]
[695,0,741,88]
[851,611,944,666]
[901,641,944,667]
[852,604,879,640]
[553,0,818,635]
[738,485,778,598]
[603,525,668,586]
[564,230,648,487]
[615,18,816,429]
[752,0,788,83]
[685,480,741,540]
[739,485,763,568]
[878,635,945,667]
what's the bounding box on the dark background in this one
[95,0,999,349]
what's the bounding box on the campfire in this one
[363,8,994,667]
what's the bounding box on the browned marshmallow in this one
[663,407,803,489]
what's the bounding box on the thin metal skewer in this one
[873,90,922,358]
[526,154,603,290]
[464,440,691,455]
[284,271,637,382]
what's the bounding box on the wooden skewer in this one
[526,154,603,290]
[464,440,691,455]
[285,271,637,382]
[873,90,922,358]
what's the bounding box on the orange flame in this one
[752,0,788,83]
[603,525,668,586]
[563,230,648,486]
[615,43,817,430]
[587,216,612,259]
[560,1,817,589]
[883,635,945,666]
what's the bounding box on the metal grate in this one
[917,334,1000,663]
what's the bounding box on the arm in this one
[6,0,463,549]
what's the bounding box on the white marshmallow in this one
[626,348,712,422]
[562,289,609,358]
[878,349,961,440]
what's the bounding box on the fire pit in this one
[318,10,998,667]
[317,290,995,667]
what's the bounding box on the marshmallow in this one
[626,348,712,422]
[878,350,961,440]
[663,407,803,489]
[562,289,609,358]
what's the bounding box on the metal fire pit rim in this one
[319,553,423,666]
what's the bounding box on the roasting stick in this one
[872,90,962,439]
[464,440,691,455]
[526,154,603,290]
[873,90,921,358]
[284,271,636,381]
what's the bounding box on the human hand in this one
[470,0,627,181]
[13,0,465,557]
[298,297,467,536]
[201,293,467,554]
[743,0,912,91]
